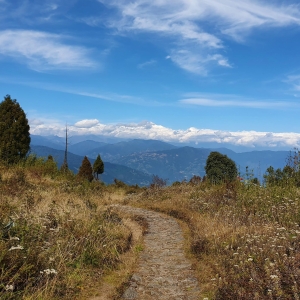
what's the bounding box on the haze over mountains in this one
[30,135,292,186]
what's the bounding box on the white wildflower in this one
[5,284,14,291]
[40,269,57,275]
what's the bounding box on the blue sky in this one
[1,0,300,150]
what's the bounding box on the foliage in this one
[264,148,300,186]
[0,162,133,299]
[133,177,300,299]
[205,151,237,184]
[77,156,94,182]
[93,154,104,180]
[0,95,30,164]
[150,175,167,189]
[189,175,202,185]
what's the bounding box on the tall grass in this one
[132,181,300,299]
[0,160,138,299]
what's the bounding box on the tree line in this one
[0,95,104,182]
[2,94,300,187]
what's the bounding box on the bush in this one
[205,151,237,184]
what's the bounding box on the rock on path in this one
[113,205,200,300]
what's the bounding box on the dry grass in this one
[0,161,142,300]
[129,182,300,299]
[3,156,300,299]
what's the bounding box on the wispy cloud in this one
[98,0,300,74]
[138,59,157,69]
[285,74,300,91]
[0,30,96,71]
[180,93,297,109]
[30,118,300,149]
[180,98,297,109]
[0,76,162,106]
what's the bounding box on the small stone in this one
[123,287,137,299]
[131,274,142,283]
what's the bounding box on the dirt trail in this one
[113,205,200,300]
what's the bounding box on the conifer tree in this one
[0,95,30,164]
[93,154,104,180]
[78,156,94,182]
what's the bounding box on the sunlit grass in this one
[0,161,140,299]
[131,181,300,299]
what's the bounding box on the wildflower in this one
[5,285,14,291]
[40,269,57,275]
[8,245,24,251]
[248,257,253,262]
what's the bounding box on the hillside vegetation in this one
[0,157,142,299]
[130,179,300,299]
[2,153,300,299]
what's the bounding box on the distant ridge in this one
[30,145,152,186]
[31,135,292,184]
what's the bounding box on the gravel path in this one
[113,205,200,300]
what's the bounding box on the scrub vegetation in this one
[2,153,300,299]
[131,165,300,299]
[0,157,141,300]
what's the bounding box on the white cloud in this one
[285,74,300,91]
[0,30,96,71]
[138,59,157,69]
[181,98,290,108]
[98,0,300,74]
[74,119,100,128]
[29,118,300,149]
[179,92,297,108]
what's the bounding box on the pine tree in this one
[78,156,94,182]
[93,154,104,180]
[0,95,31,164]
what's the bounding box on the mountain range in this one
[30,135,293,185]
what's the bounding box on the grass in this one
[129,181,300,299]
[0,159,141,300]
[3,155,300,299]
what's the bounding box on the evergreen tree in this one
[205,151,237,184]
[93,154,104,180]
[0,95,30,164]
[78,156,94,182]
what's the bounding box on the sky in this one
[1,0,300,150]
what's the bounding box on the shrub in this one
[205,151,237,184]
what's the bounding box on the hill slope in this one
[30,145,152,186]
